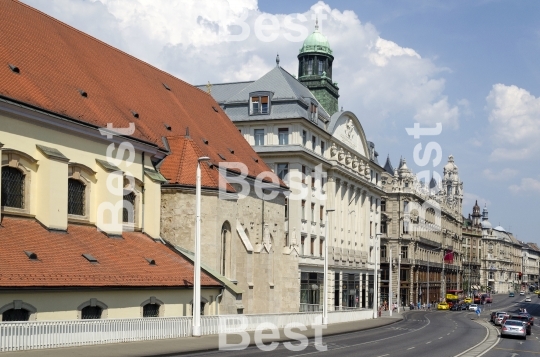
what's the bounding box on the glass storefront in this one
[300,272,323,311]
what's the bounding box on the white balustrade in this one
[0,310,372,352]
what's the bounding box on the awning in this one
[236,220,253,252]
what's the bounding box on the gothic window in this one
[81,306,102,319]
[143,303,160,317]
[68,178,85,216]
[123,191,136,223]
[1,167,24,208]
[220,222,231,277]
[2,308,30,321]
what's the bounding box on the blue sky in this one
[23,0,540,243]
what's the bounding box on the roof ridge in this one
[12,0,208,98]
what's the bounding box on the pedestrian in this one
[417,301,421,310]
[428,302,431,310]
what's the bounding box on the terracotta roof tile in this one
[0,216,221,288]
[0,0,284,189]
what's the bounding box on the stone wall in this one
[161,186,299,314]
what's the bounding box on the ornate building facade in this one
[380,156,464,306]
[461,201,483,295]
[201,25,384,311]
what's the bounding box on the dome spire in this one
[315,15,319,31]
[276,53,280,67]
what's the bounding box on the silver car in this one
[501,319,527,339]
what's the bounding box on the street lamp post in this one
[193,156,210,337]
[323,208,335,325]
[374,233,381,318]
[389,246,392,317]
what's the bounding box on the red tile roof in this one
[0,0,284,189]
[0,216,221,288]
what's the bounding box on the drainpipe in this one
[142,152,145,234]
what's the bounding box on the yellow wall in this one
[0,289,220,321]
[0,112,162,238]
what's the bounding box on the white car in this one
[520,291,525,296]
[469,304,478,311]
[525,297,531,302]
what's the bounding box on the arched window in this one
[123,191,136,223]
[2,308,30,321]
[143,303,160,317]
[81,305,102,319]
[68,178,85,216]
[220,222,231,277]
[1,167,25,208]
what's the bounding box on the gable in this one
[330,112,368,157]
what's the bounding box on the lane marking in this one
[375,355,389,357]
[407,347,415,350]
[426,341,431,344]
[439,337,443,339]
[292,312,432,356]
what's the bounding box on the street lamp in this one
[374,233,381,318]
[323,208,335,325]
[193,156,210,337]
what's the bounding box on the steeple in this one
[297,21,339,116]
[383,154,394,175]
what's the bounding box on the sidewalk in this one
[3,315,404,357]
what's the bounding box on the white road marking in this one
[407,347,415,350]
[426,341,431,344]
[439,337,443,339]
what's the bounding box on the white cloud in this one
[482,168,518,181]
[509,177,540,194]
[486,84,540,161]
[22,0,460,132]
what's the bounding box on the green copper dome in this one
[299,24,332,55]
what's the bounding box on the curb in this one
[453,319,499,357]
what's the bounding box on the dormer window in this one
[309,103,318,121]
[250,94,270,115]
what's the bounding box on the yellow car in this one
[437,302,450,310]
[534,290,540,295]
[464,298,472,304]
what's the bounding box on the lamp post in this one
[193,156,210,337]
[323,208,335,325]
[389,246,393,317]
[374,233,381,318]
[397,251,401,313]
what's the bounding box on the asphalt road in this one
[483,292,540,357]
[188,307,487,356]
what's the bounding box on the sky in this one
[22,0,540,244]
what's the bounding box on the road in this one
[483,293,540,357]
[187,294,532,357]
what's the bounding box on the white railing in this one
[0,317,192,352]
[0,310,373,352]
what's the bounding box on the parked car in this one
[490,311,499,323]
[469,304,478,311]
[509,292,515,297]
[464,298,473,304]
[501,319,527,339]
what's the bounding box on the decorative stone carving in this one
[352,157,358,168]
[338,147,344,161]
[345,152,351,165]
[330,143,337,157]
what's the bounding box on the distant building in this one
[380,155,464,306]
[461,201,483,295]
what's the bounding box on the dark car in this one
[507,315,531,335]
[490,311,499,323]
[450,304,460,311]
[520,313,534,326]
